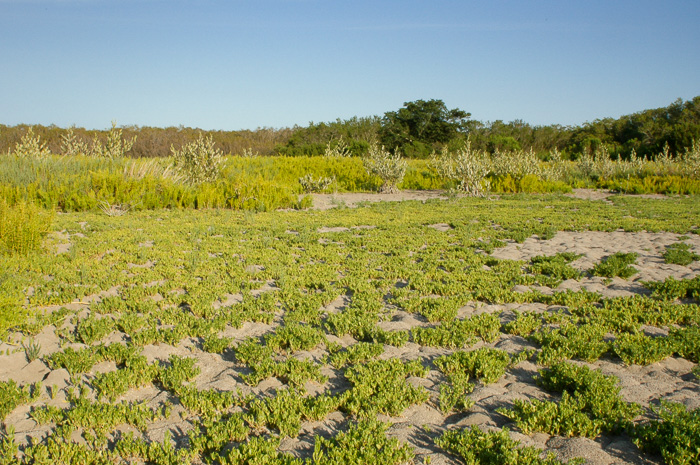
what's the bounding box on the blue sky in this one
[1,0,698,131]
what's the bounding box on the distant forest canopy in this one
[1,96,699,159]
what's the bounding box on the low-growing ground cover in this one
[0,193,699,464]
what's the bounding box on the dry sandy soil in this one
[1,190,698,464]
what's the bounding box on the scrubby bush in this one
[171,134,223,185]
[363,142,406,193]
[323,137,352,158]
[431,141,490,196]
[60,127,90,157]
[298,173,335,193]
[90,121,136,159]
[11,127,51,159]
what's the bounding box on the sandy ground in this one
[1,190,699,464]
[307,189,449,209]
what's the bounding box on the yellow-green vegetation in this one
[438,426,583,465]
[498,362,641,438]
[0,192,699,464]
[2,127,700,214]
[632,401,700,465]
[0,199,53,255]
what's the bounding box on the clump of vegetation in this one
[363,142,406,193]
[431,141,491,196]
[171,133,223,185]
[644,276,700,301]
[1,380,42,420]
[632,400,700,465]
[413,313,501,348]
[298,173,335,193]
[312,419,414,464]
[0,277,27,338]
[589,252,639,279]
[11,127,51,159]
[435,348,523,385]
[246,388,338,438]
[528,252,582,287]
[529,323,610,365]
[613,332,675,366]
[21,338,41,363]
[328,342,384,368]
[437,370,475,414]
[438,426,581,465]
[341,358,428,417]
[498,362,640,438]
[504,310,542,337]
[0,199,54,255]
[669,325,700,362]
[90,121,136,159]
[663,242,700,266]
[323,137,352,158]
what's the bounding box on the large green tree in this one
[379,99,471,157]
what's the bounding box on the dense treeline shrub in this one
[0,124,293,158]
[2,96,698,161]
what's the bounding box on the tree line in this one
[2,96,698,159]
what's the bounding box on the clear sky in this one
[1,0,698,131]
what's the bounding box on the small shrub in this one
[202,335,233,354]
[22,338,42,362]
[529,253,582,287]
[530,323,610,365]
[329,342,384,368]
[504,310,542,337]
[669,325,700,362]
[171,133,223,185]
[431,142,491,196]
[266,323,326,353]
[60,127,90,157]
[298,173,335,193]
[435,348,514,385]
[90,121,136,159]
[11,127,51,159]
[323,137,351,158]
[644,276,700,301]
[218,435,300,465]
[75,315,115,345]
[363,142,406,193]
